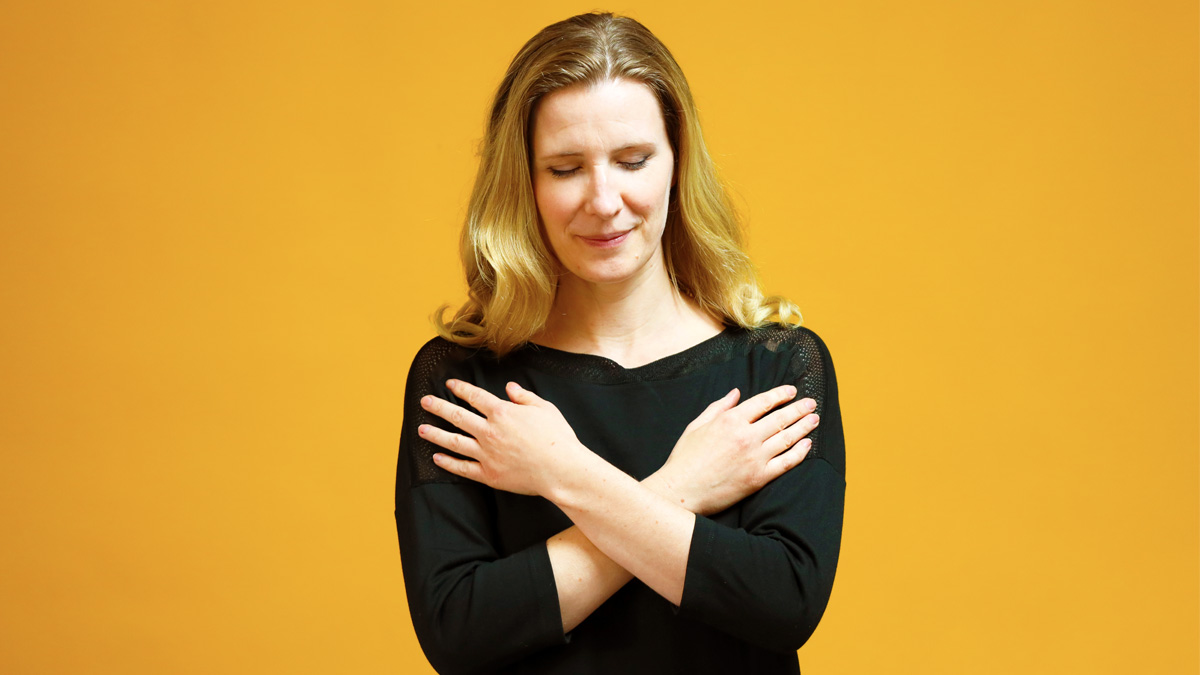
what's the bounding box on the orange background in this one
[1,1,1196,673]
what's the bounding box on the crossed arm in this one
[416,379,820,631]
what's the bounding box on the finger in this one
[432,452,486,483]
[685,388,740,431]
[754,397,818,442]
[445,379,504,416]
[736,384,798,423]
[417,422,483,459]
[763,413,820,457]
[506,381,546,406]
[764,437,812,478]
[421,394,488,437]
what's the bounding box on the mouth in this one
[579,230,632,248]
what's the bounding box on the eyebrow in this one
[536,143,657,162]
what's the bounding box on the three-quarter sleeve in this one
[678,329,847,652]
[394,339,567,674]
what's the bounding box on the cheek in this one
[627,171,673,219]
[534,180,575,227]
[533,181,575,259]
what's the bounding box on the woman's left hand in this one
[418,379,588,496]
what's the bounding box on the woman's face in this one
[530,78,675,289]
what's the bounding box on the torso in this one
[402,323,843,674]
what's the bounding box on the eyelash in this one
[548,157,650,178]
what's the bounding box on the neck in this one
[535,254,724,367]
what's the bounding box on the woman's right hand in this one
[645,386,819,516]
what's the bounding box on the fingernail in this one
[786,385,797,397]
[418,424,428,435]
[445,379,457,388]
[804,398,816,411]
[800,438,812,450]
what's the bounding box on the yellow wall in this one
[1,1,1195,673]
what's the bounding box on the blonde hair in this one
[435,12,800,355]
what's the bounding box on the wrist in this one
[543,442,614,509]
[644,470,704,514]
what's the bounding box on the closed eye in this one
[546,154,651,178]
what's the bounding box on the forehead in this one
[531,79,668,153]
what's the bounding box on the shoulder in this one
[410,335,500,367]
[744,324,844,473]
[410,335,467,367]
[404,336,488,391]
[737,323,834,367]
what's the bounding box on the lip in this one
[578,230,631,249]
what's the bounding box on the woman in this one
[395,12,845,674]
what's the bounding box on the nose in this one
[583,169,622,219]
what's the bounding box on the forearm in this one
[679,458,845,651]
[547,446,696,606]
[398,484,567,674]
[546,471,688,630]
[546,525,631,632]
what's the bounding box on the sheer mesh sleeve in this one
[401,338,471,486]
[679,327,846,652]
[394,338,567,674]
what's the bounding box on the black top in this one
[394,324,846,674]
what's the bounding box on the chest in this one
[476,363,793,556]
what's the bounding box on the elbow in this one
[775,605,826,652]
[766,545,840,652]
[403,568,503,675]
[403,556,563,673]
[410,614,491,675]
[410,619,484,672]
[753,582,833,653]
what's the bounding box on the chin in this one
[565,259,648,285]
